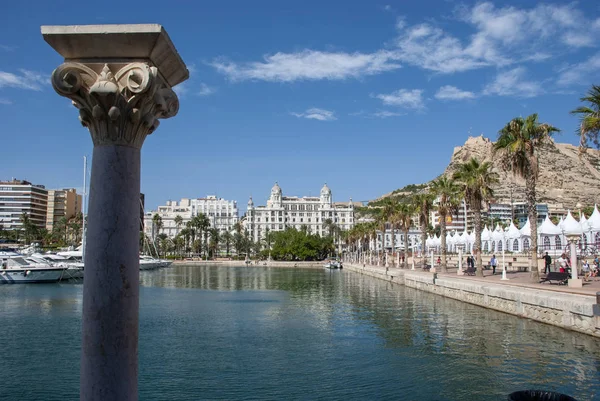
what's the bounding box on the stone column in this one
[457,248,464,275]
[43,25,188,401]
[567,236,582,288]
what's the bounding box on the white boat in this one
[30,253,84,280]
[0,254,66,284]
[324,260,342,269]
[139,255,162,270]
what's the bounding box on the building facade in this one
[430,200,474,232]
[144,196,239,239]
[244,183,354,242]
[488,202,548,228]
[46,188,82,231]
[0,179,48,230]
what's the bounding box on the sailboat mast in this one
[82,156,87,259]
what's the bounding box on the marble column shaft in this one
[82,144,140,400]
[49,61,180,401]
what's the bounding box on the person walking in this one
[490,254,498,275]
[543,252,552,274]
[582,260,591,282]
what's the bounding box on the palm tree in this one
[152,214,163,242]
[413,192,435,268]
[174,215,183,236]
[495,114,559,281]
[571,85,600,149]
[380,197,399,266]
[453,158,499,276]
[222,231,233,257]
[431,176,461,273]
[397,202,416,267]
[19,212,37,245]
[323,218,336,238]
[208,228,219,258]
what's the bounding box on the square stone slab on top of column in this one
[41,24,188,87]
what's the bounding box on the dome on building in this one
[271,182,282,195]
[320,183,331,195]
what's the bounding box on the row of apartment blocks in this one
[144,183,357,241]
[143,196,239,239]
[0,179,82,231]
[429,200,551,232]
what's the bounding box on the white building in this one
[144,196,239,239]
[244,183,355,242]
[430,200,473,232]
[0,179,48,230]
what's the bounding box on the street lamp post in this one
[501,227,508,280]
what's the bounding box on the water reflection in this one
[141,265,600,399]
[1,265,599,400]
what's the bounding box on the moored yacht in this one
[0,252,67,284]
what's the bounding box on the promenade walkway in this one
[348,262,600,298]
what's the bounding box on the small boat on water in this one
[139,255,172,270]
[324,260,342,269]
[0,251,67,284]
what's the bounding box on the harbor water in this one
[1,265,599,400]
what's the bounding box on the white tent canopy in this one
[539,215,562,236]
[561,211,583,236]
[588,205,600,231]
[506,222,520,240]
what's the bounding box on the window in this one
[498,240,503,252]
[523,238,530,250]
[554,235,561,249]
[543,236,551,250]
[513,239,519,251]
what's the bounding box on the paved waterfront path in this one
[350,263,600,297]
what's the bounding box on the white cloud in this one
[395,16,406,30]
[0,98,12,105]
[173,82,188,97]
[483,67,543,98]
[375,89,425,109]
[392,2,600,74]
[211,49,401,82]
[291,107,337,121]
[0,69,47,91]
[557,53,600,87]
[393,24,497,73]
[562,32,595,48]
[197,83,215,96]
[435,85,476,100]
[0,45,16,52]
[373,110,404,118]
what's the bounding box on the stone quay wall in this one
[344,263,600,338]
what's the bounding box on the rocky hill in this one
[375,135,600,211]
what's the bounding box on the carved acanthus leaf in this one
[50,62,180,148]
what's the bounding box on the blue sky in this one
[1,1,599,213]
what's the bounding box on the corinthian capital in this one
[51,62,179,148]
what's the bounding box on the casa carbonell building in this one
[245,183,355,242]
[144,196,239,239]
